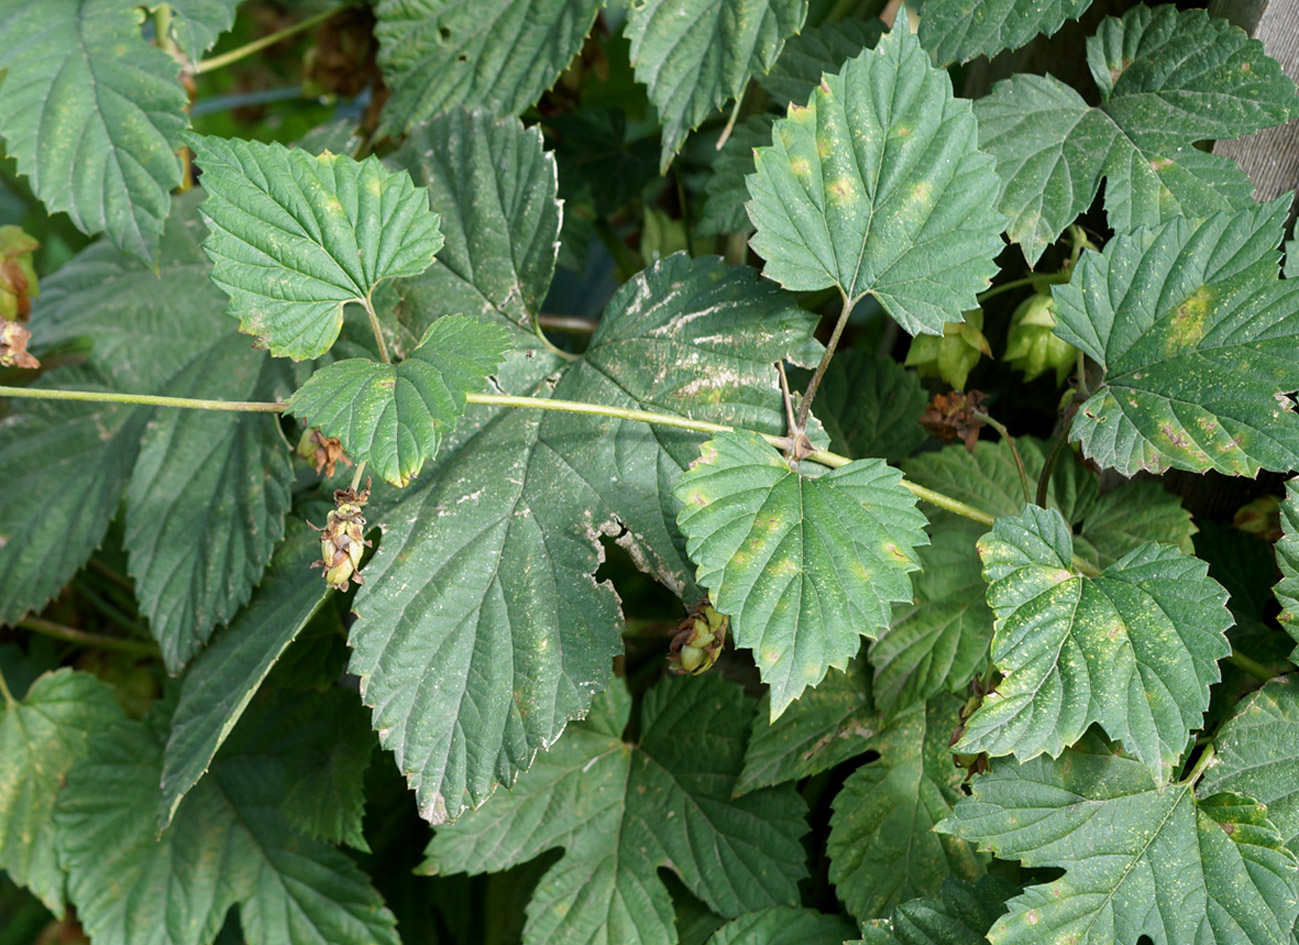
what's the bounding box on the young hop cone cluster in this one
[311,480,372,591]
[668,603,730,675]
[296,426,353,478]
[904,309,991,390]
[1003,291,1077,385]
[0,225,39,369]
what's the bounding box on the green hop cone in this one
[668,604,729,675]
[1003,292,1077,385]
[904,309,990,390]
[0,225,40,322]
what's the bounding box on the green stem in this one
[716,87,747,151]
[1,383,1010,528]
[1181,743,1216,787]
[351,460,368,493]
[362,295,392,365]
[18,617,159,657]
[794,290,853,433]
[976,272,1066,305]
[1035,403,1077,508]
[0,667,14,706]
[194,1,356,73]
[0,385,284,412]
[974,411,1029,505]
[1229,647,1279,683]
[537,314,597,335]
[153,3,177,57]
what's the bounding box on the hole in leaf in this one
[438,24,450,40]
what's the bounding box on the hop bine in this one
[310,480,373,591]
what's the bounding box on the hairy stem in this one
[1229,647,1280,683]
[362,295,392,365]
[1181,743,1216,787]
[1036,403,1077,508]
[0,667,13,706]
[18,616,160,657]
[974,410,1029,505]
[2,384,1013,528]
[794,290,853,433]
[195,1,357,73]
[976,272,1067,305]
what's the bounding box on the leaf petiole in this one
[18,616,160,657]
[193,1,359,74]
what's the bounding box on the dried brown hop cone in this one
[297,426,353,478]
[920,389,986,452]
[668,603,729,675]
[310,480,373,591]
[0,320,39,369]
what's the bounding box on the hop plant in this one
[904,309,991,390]
[0,225,39,322]
[1003,292,1077,385]
[296,426,353,478]
[310,481,373,591]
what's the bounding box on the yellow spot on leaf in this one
[1164,285,1212,354]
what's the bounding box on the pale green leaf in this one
[379,110,560,343]
[828,696,983,919]
[159,519,328,833]
[0,0,187,262]
[167,0,241,59]
[1202,676,1299,855]
[1052,199,1299,477]
[627,0,807,171]
[1277,480,1299,661]
[853,877,1020,945]
[918,0,1092,67]
[375,0,601,135]
[975,5,1296,264]
[705,907,854,945]
[125,336,294,672]
[56,699,398,945]
[288,315,511,486]
[0,374,146,627]
[937,737,1299,945]
[959,504,1231,776]
[187,134,444,360]
[423,675,808,945]
[736,657,877,795]
[674,430,928,715]
[810,350,927,462]
[747,22,1005,335]
[0,670,122,914]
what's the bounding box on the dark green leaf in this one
[159,520,328,833]
[918,0,1092,67]
[0,0,188,262]
[853,877,1020,945]
[975,5,1296,264]
[288,315,512,486]
[547,108,659,216]
[705,907,854,945]
[675,431,928,714]
[959,505,1231,776]
[380,110,560,343]
[747,22,1005,335]
[828,696,984,919]
[187,134,444,360]
[1052,199,1299,476]
[0,374,146,627]
[422,675,808,945]
[627,0,807,170]
[375,0,601,135]
[1201,676,1299,856]
[758,17,884,107]
[1274,479,1299,661]
[0,670,122,913]
[698,116,770,238]
[125,336,294,672]
[937,736,1299,945]
[56,701,399,945]
[810,350,927,461]
[736,657,877,795]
